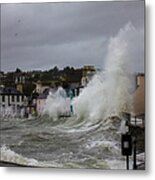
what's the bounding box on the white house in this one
[0,86,27,117]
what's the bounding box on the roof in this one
[137,73,144,77]
[0,87,23,95]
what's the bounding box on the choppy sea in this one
[0,115,130,169]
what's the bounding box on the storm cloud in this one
[1,1,144,72]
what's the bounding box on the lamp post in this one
[133,116,137,170]
[121,134,132,170]
[121,112,132,170]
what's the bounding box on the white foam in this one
[0,144,66,168]
[43,87,71,119]
[73,23,136,121]
[0,144,39,166]
[40,23,143,126]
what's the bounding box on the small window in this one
[137,76,141,87]
[17,95,20,102]
[2,95,5,102]
[12,95,14,102]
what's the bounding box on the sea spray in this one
[42,23,141,122]
[73,23,135,121]
[42,87,70,119]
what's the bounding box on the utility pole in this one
[133,116,137,170]
[121,112,132,170]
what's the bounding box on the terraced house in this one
[0,86,27,117]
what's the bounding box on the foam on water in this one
[0,144,63,168]
[0,144,111,169]
[0,144,39,166]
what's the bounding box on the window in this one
[22,95,24,102]
[12,95,14,102]
[2,95,5,102]
[17,95,20,102]
[137,76,140,86]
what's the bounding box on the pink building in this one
[133,73,145,117]
[36,88,49,114]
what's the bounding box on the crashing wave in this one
[0,144,39,166]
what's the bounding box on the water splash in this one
[73,23,135,121]
[42,23,141,122]
[42,87,71,119]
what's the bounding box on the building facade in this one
[33,81,50,94]
[81,65,96,87]
[132,73,145,123]
[36,88,50,114]
[0,86,27,117]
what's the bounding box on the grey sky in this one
[1,1,144,72]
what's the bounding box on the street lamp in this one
[121,112,132,170]
[121,134,132,170]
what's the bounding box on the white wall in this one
[0,94,27,116]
